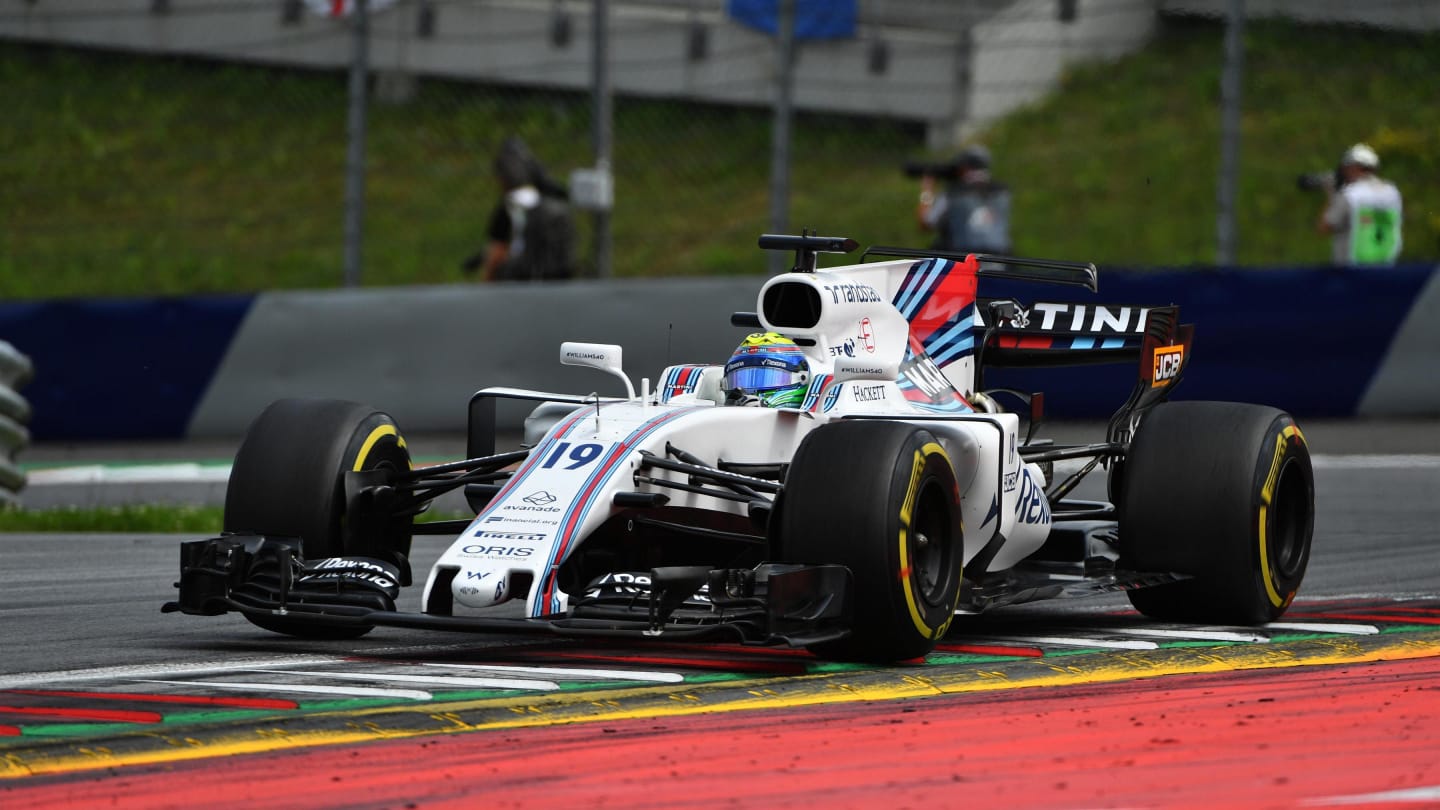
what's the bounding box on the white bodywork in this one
[423,256,1054,619]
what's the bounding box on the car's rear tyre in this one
[1119,401,1314,624]
[224,398,413,639]
[779,421,962,662]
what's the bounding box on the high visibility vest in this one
[1341,178,1403,265]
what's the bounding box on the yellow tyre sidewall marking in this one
[352,423,411,472]
[899,441,956,640]
[1258,424,1304,608]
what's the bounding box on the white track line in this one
[246,669,558,691]
[136,679,432,701]
[1264,622,1380,635]
[1108,627,1271,643]
[1304,785,1440,805]
[421,662,685,683]
[26,463,231,484]
[978,635,1159,650]
[0,656,347,690]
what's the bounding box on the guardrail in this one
[0,341,35,504]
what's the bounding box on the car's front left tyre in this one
[779,421,963,662]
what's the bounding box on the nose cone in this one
[453,567,510,608]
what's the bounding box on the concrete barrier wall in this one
[979,263,1440,419]
[2,263,1436,441]
[0,1,1159,147]
[187,277,757,436]
[0,295,254,440]
[0,1,973,127]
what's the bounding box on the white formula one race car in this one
[167,235,1315,663]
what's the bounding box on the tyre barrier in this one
[0,341,35,504]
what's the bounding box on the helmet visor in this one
[724,364,804,393]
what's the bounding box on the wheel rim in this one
[1267,457,1311,580]
[338,431,412,561]
[911,477,956,607]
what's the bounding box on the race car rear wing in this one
[863,245,1178,376]
[977,298,1152,368]
[861,245,1099,291]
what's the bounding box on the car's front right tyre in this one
[224,398,413,639]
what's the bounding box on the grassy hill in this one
[1,15,1435,300]
[985,16,1439,267]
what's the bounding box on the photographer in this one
[462,136,576,282]
[1313,143,1403,266]
[913,145,1012,255]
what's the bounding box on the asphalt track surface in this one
[3,421,1439,807]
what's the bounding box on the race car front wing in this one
[163,534,853,648]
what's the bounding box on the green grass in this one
[984,17,1440,266]
[0,44,919,298]
[0,504,225,533]
[1,16,1436,301]
[0,504,473,533]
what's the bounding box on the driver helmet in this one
[723,332,810,408]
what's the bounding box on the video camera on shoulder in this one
[903,158,964,181]
[904,145,992,182]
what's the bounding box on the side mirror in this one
[986,299,1018,327]
[560,342,635,399]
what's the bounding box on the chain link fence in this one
[1,0,1435,301]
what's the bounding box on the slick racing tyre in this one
[779,421,962,662]
[224,398,413,639]
[1118,401,1314,624]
